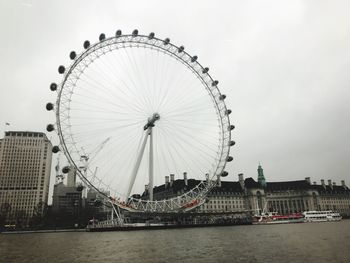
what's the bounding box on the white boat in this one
[252,200,304,225]
[253,212,305,225]
[302,210,342,222]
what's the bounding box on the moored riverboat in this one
[252,212,304,225]
[302,210,342,222]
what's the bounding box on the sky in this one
[0,0,350,191]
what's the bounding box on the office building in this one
[0,131,52,223]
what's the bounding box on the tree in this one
[14,210,27,229]
[29,201,48,229]
[0,202,11,226]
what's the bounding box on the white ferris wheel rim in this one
[51,31,233,212]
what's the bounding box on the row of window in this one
[201,204,244,210]
[2,148,44,153]
[208,200,243,204]
[1,156,45,160]
[5,132,44,137]
[210,196,244,200]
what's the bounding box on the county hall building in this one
[144,165,350,217]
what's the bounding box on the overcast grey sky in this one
[1,0,350,187]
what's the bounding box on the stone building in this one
[143,165,350,217]
[244,165,350,216]
[199,178,246,213]
[0,131,52,223]
[311,179,350,214]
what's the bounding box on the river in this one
[1,220,350,263]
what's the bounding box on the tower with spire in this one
[257,163,266,187]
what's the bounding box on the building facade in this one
[52,182,82,215]
[0,131,52,223]
[243,166,350,216]
[52,166,81,214]
[145,166,350,217]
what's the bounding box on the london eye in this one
[46,29,234,213]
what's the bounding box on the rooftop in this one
[5,131,47,138]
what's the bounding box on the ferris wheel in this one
[46,29,235,213]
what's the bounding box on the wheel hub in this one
[143,113,160,130]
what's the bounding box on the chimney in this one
[341,180,346,189]
[333,182,336,186]
[321,179,325,188]
[183,172,188,186]
[145,184,149,193]
[313,182,317,185]
[238,173,244,189]
[170,174,174,187]
[205,173,209,182]
[216,174,221,187]
[305,177,311,184]
[165,176,169,188]
[328,180,333,190]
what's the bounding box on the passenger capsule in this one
[62,166,70,174]
[58,65,65,74]
[46,103,54,111]
[46,124,54,132]
[219,94,226,100]
[50,83,57,91]
[52,146,60,153]
[191,56,198,62]
[229,141,235,146]
[116,30,122,36]
[148,32,155,39]
[202,67,209,73]
[99,33,106,41]
[132,29,138,36]
[69,51,76,60]
[212,80,219,86]
[131,194,141,199]
[221,171,228,177]
[178,46,184,53]
[226,156,233,162]
[83,40,90,49]
[228,125,235,131]
[225,109,232,115]
[164,38,170,45]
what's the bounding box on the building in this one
[52,183,82,215]
[0,131,52,223]
[52,167,82,215]
[143,165,350,217]
[51,167,110,225]
[243,166,350,216]
[199,176,246,213]
[142,173,248,213]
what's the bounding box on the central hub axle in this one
[143,113,160,130]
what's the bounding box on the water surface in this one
[1,220,349,263]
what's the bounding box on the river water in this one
[1,220,350,263]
